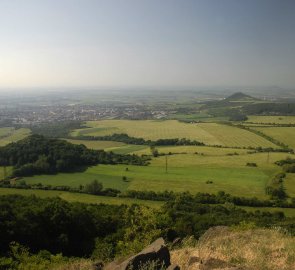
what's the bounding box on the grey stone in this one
[105,238,170,270]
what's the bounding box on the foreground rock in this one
[104,238,175,270]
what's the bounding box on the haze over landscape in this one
[0,0,295,90]
[1,1,295,270]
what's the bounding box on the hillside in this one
[50,226,295,270]
[225,92,259,102]
[171,226,295,270]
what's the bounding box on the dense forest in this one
[0,194,292,262]
[74,133,204,146]
[0,135,148,177]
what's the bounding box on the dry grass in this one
[53,259,94,270]
[171,227,295,270]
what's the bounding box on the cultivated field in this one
[0,127,14,137]
[0,128,31,146]
[253,127,295,149]
[65,138,148,154]
[285,174,295,198]
[71,120,277,148]
[133,145,251,155]
[0,188,163,208]
[0,166,12,180]
[23,151,292,199]
[246,115,295,124]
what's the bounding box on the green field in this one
[238,205,295,217]
[65,139,126,149]
[253,126,295,149]
[0,127,14,137]
[72,120,277,148]
[0,166,12,180]
[133,145,250,155]
[0,128,31,146]
[246,115,295,124]
[23,151,292,199]
[0,188,163,208]
[285,174,295,197]
[2,187,295,217]
[65,138,148,154]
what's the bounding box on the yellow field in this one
[285,174,295,197]
[0,166,12,180]
[65,139,126,150]
[246,115,295,124]
[133,145,250,156]
[0,188,163,208]
[72,120,277,148]
[0,128,31,146]
[253,127,295,149]
[0,127,14,137]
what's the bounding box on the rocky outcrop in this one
[104,238,175,270]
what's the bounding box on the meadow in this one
[71,120,277,148]
[253,126,295,149]
[0,127,31,146]
[285,174,295,198]
[23,151,293,199]
[1,188,295,218]
[65,138,148,154]
[0,188,163,208]
[0,166,12,180]
[246,115,295,124]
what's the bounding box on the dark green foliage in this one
[74,133,204,146]
[275,157,295,166]
[150,146,159,157]
[283,164,295,173]
[266,185,287,200]
[84,180,103,195]
[162,194,288,238]
[229,114,248,121]
[246,162,257,167]
[0,135,148,177]
[30,121,83,138]
[243,102,295,115]
[0,194,294,262]
[275,158,295,173]
[121,190,295,208]
[0,195,127,257]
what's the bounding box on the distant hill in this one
[225,92,259,102]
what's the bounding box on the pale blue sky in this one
[0,0,294,89]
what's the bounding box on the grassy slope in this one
[0,128,31,146]
[253,126,295,149]
[0,127,14,137]
[23,151,293,199]
[65,139,126,149]
[71,120,277,148]
[0,188,163,208]
[65,139,148,154]
[285,173,295,197]
[247,115,295,124]
[0,166,13,180]
[171,227,295,270]
[133,145,250,155]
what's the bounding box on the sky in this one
[0,0,294,90]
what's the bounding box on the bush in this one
[246,162,257,167]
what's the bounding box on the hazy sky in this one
[0,0,294,89]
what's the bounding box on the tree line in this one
[73,133,205,146]
[0,135,149,177]
[0,194,293,262]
